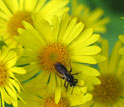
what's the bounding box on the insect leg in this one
[56,73,65,79]
[64,80,69,91]
[72,72,81,75]
[69,60,72,73]
[66,82,69,92]
[64,80,67,88]
[71,86,74,95]
[76,81,83,87]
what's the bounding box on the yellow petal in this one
[17,65,40,82]
[99,39,109,73]
[58,13,69,42]
[52,15,59,42]
[2,50,17,66]
[2,0,19,13]
[34,0,46,12]
[109,40,122,73]
[0,46,9,61]
[93,54,106,63]
[35,19,53,43]
[4,85,17,101]
[64,21,84,45]
[71,0,77,15]
[79,94,92,105]
[70,93,92,106]
[87,76,101,85]
[75,34,100,47]
[47,73,57,93]
[71,55,97,64]
[72,63,100,76]
[0,0,12,18]
[17,28,42,51]
[119,35,124,43]
[71,46,101,56]
[0,87,11,104]
[119,47,124,55]
[117,98,124,107]
[87,8,104,22]
[40,0,69,20]
[6,54,17,68]
[2,98,5,107]
[119,55,124,67]
[55,87,61,104]
[10,67,26,74]
[24,0,39,11]
[0,97,1,107]
[68,28,93,49]
[22,21,46,45]
[61,17,78,44]
[9,78,21,93]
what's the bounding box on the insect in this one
[54,62,80,92]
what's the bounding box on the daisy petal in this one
[55,87,61,104]
[10,67,26,74]
[71,55,97,64]
[72,63,100,76]
[58,13,69,41]
[71,46,101,56]
[68,28,93,49]
[52,15,59,42]
[0,87,11,104]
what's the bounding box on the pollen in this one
[7,11,33,37]
[93,74,123,105]
[0,64,8,86]
[38,43,69,72]
[44,96,69,107]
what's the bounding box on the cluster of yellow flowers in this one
[0,0,123,107]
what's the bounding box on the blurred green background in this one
[71,0,124,53]
[6,0,124,107]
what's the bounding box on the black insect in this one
[54,62,80,92]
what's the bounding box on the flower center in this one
[7,11,33,37]
[93,74,123,104]
[38,43,69,72]
[0,64,8,86]
[44,96,69,107]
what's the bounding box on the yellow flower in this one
[0,46,26,107]
[71,0,109,33]
[79,39,124,107]
[0,0,69,47]
[121,17,124,19]
[16,13,101,96]
[18,76,92,107]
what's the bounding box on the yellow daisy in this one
[0,46,26,107]
[16,13,101,95]
[18,76,92,107]
[71,0,109,33]
[79,39,124,107]
[0,0,69,47]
